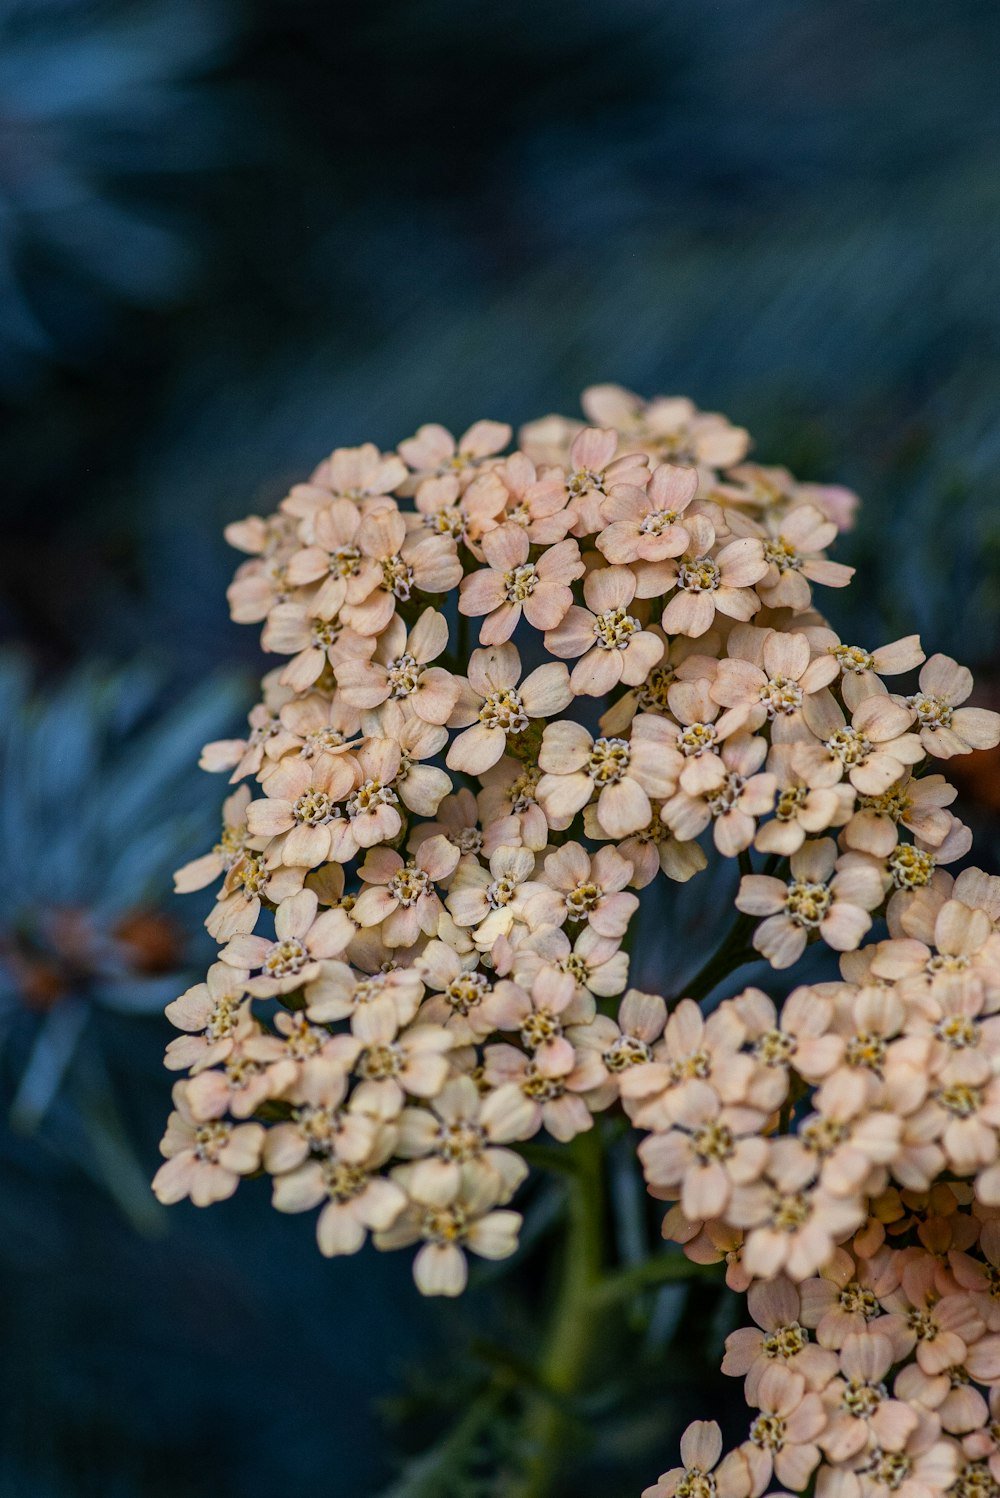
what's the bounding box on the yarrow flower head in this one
[157,384,1000,1498]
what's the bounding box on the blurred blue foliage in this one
[2,0,1000,1493]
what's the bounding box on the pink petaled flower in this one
[797,1246,901,1350]
[261,604,372,693]
[182,1042,300,1123]
[393,1074,533,1206]
[658,677,752,795]
[720,463,860,533]
[152,1081,265,1206]
[900,655,1000,759]
[262,1071,384,1175]
[582,385,749,469]
[408,787,484,862]
[458,525,584,645]
[544,565,666,697]
[478,757,549,852]
[711,624,841,741]
[350,834,461,948]
[209,851,304,942]
[446,642,572,775]
[481,967,593,1078]
[242,1009,359,1102]
[225,547,297,631]
[304,960,424,1042]
[794,695,924,798]
[280,496,383,614]
[409,467,508,550]
[740,1363,828,1493]
[353,1009,454,1110]
[619,998,777,1132]
[729,503,855,612]
[414,940,497,1043]
[722,1278,839,1402]
[566,988,666,1109]
[879,1256,987,1376]
[797,1069,903,1197]
[510,922,630,1003]
[220,889,354,996]
[272,1148,407,1258]
[482,1041,595,1142]
[397,419,512,492]
[295,441,407,506]
[641,1419,752,1498]
[657,524,768,639]
[853,1430,962,1498]
[731,985,846,1085]
[164,962,254,1074]
[638,1086,771,1222]
[537,715,681,838]
[819,1331,919,1461]
[374,1175,522,1297]
[526,842,639,939]
[245,752,357,868]
[446,844,544,950]
[727,1139,865,1281]
[842,773,957,858]
[610,800,709,887]
[755,743,855,856]
[494,451,572,544]
[225,510,298,559]
[261,692,362,775]
[199,677,296,780]
[914,1050,1000,1189]
[895,1359,989,1440]
[964,1385,1000,1470]
[662,732,777,856]
[803,629,925,712]
[334,608,460,725]
[560,425,649,537]
[596,462,701,564]
[341,505,463,637]
[737,838,885,969]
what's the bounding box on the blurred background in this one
[3,1,1000,1494]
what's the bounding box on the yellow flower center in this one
[754,1028,796,1066]
[635,664,676,713]
[677,556,720,592]
[907,693,954,730]
[831,644,875,673]
[348,778,399,819]
[639,507,680,535]
[479,687,528,733]
[749,1413,786,1451]
[422,1204,469,1243]
[845,1030,888,1073]
[358,1042,402,1081]
[762,1322,808,1360]
[502,562,539,602]
[322,1159,369,1202]
[293,790,336,825]
[388,866,431,907]
[678,721,717,756]
[759,673,804,717]
[707,772,747,817]
[934,1014,978,1048]
[775,785,808,821]
[594,606,640,651]
[382,554,415,598]
[565,881,601,920]
[603,1035,653,1071]
[445,972,490,1015]
[763,537,802,572]
[386,653,424,697]
[193,1121,232,1162]
[841,1378,885,1418]
[784,879,832,928]
[677,1470,716,1498]
[691,1120,735,1163]
[263,937,310,978]
[937,1082,982,1118]
[435,1120,486,1162]
[888,845,935,889]
[769,1189,812,1232]
[588,736,631,784]
[840,1281,879,1318]
[520,1009,562,1049]
[486,875,519,909]
[801,1116,850,1155]
[826,726,873,767]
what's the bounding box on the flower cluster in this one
[157,383,1000,1493]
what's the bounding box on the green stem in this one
[589,1252,719,1308]
[511,1127,606,1498]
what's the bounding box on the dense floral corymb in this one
[158,382,1000,1498]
